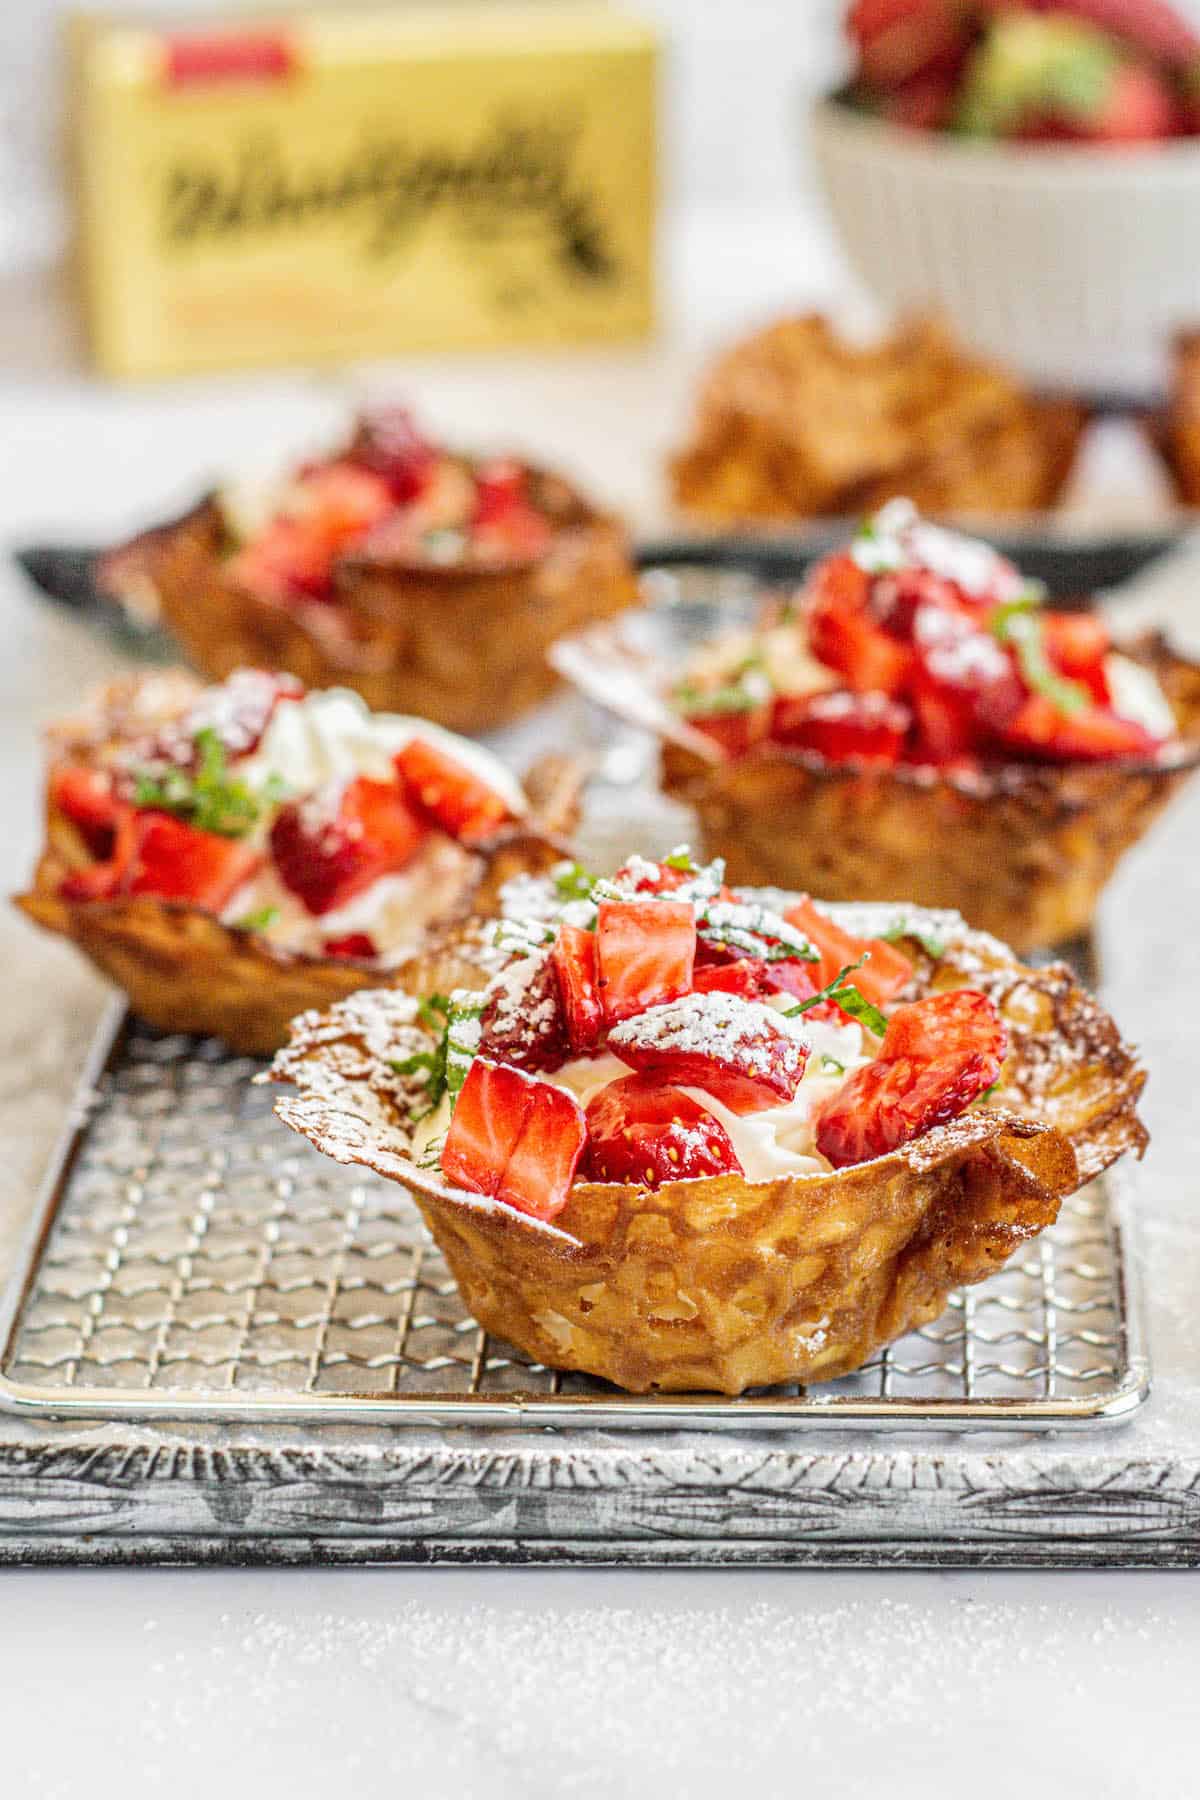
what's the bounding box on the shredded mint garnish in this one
[785,956,889,1038]
[233,906,279,933]
[821,1055,846,1076]
[132,727,280,838]
[672,656,770,719]
[553,861,597,902]
[663,848,697,872]
[991,604,1088,717]
[394,992,484,1123]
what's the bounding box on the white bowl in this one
[810,96,1200,399]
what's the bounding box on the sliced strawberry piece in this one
[584,1076,744,1188]
[322,932,378,960]
[998,696,1164,763]
[692,957,777,1000]
[298,461,394,552]
[608,992,809,1115]
[58,809,139,903]
[50,765,124,858]
[882,989,1007,1076]
[351,408,436,504]
[870,566,981,638]
[807,555,914,696]
[471,459,553,560]
[394,737,515,844]
[783,897,914,1010]
[551,924,604,1055]
[441,1057,533,1199]
[124,813,263,910]
[479,950,569,1074]
[269,774,427,916]
[1041,612,1111,706]
[770,690,910,764]
[496,1080,587,1222]
[228,517,336,605]
[814,1051,996,1169]
[909,606,1024,762]
[148,669,304,769]
[595,899,697,1027]
[684,704,771,760]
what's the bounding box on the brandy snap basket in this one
[97,469,639,735]
[266,904,1146,1398]
[550,615,1200,954]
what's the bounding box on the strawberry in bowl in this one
[553,501,1200,951]
[269,851,1146,1395]
[95,407,638,735]
[15,668,580,1054]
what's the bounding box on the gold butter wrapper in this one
[69,5,658,377]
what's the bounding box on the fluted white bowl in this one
[810,96,1200,398]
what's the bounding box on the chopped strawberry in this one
[322,932,378,960]
[692,957,777,1000]
[770,690,910,764]
[228,517,335,604]
[298,461,394,553]
[471,459,552,560]
[783,897,914,1010]
[814,1052,994,1169]
[394,737,514,844]
[814,986,1007,1168]
[584,1076,744,1187]
[479,951,569,1073]
[807,555,913,696]
[150,669,304,767]
[58,810,138,902]
[997,696,1164,762]
[551,924,604,1055]
[909,607,1024,762]
[125,813,262,910]
[496,1080,587,1221]
[849,0,972,89]
[1041,612,1111,706]
[685,704,771,759]
[595,899,697,1026]
[608,992,809,1115]
[351,408,436,504]
[50,765,124,858]
[441,1058,533,1199]
[269,774,427,916]
[883,989,1007,1073]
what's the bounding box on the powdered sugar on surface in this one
[609,991,810,1062]
[850,497,1024,600]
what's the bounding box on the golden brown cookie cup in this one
[98,468,638,734]
[269,918,1145,1395]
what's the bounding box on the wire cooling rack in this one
[0,1005,1148,1431]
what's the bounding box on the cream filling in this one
[1103,653,1176,740]
[222,833,479,961]
[239,687,527,818]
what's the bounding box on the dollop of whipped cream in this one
[850,497,1026,602]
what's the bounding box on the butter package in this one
[68,4,658,378]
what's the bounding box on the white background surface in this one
[2,5,1200,1796]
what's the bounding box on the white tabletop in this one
[1,206,1198,1798]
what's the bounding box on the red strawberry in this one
[58,810,139,902]
[50,765,124,858]
[909,606,1024,762]
[1041,611,1111,705]
[849,0,973,90]
[228,517,336,604]
[441,1058,533,1199]
[814,1052,994,1168]
[351,408,436,504]
[125,813,262,910]
[584,1076,744,1187]
[1081,60,1178,141]
[496,1080,588,1221]
[770,690,910,764]
[442,1057,585,1221]
[471,459,553,560]
[152,669,304,767]
[880,66,962,127]
[269,775,427,916]
[394,737,515,844]
[608,991,810,1115]
[997,695,1164,762]
[480,950,570,1074]
[995,0,1199,68]
[870,566,982,638]
[883,989,1007,1074]
[299,461,395,552]
[322,932,378,960]
[807,555,914,696]
[692,957,778,1001]
[783,897,914,1010]
[551,924,605,1055]
[595,899,697,1026]
[814,986,1006,1168]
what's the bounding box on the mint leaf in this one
[881,921,945,960]
[553,861,597,903]
[131,726,271,839]
[785,956,889,1038]
[233,906,279,932]
[663,848,696,872]
[991,606,1089,717]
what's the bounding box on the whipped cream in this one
[241,686,527,817]
[1103,653,1176,740]
[850,497,1025,602]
